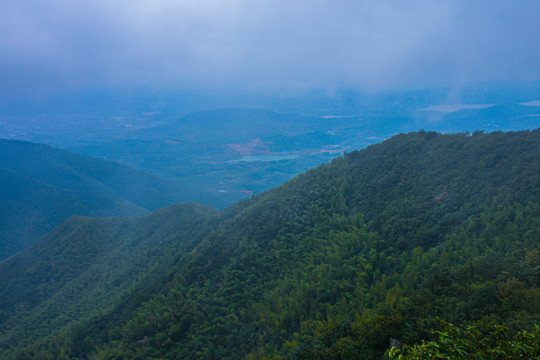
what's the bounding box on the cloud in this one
[1,0,539,97]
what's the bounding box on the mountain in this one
[0,139,219,260]
[0,130,539,359]
[141,108,312,143]
[0,203,219,357]
[414,102,540,133]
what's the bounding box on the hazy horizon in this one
[1,0,540,113]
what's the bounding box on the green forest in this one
[1,130,539,359]
[0,139,205,260]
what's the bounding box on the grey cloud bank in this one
[1,0,539,99]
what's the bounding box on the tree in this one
[386,319,540,360]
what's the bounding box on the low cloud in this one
[1,0,539,98]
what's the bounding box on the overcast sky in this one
[1,0,539,100]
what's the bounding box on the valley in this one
[4,89,540,211]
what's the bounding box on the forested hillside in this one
[0,139,212,260]
[1,130,539,359]
[0,203,219,357]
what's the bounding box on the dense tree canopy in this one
[1,130,539,359]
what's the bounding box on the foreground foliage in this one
[387,320,540,360]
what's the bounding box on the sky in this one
[1,0,540,104]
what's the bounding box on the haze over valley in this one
[3,85,540,211]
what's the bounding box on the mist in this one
[1,0,539,106]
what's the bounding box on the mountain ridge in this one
[0,138,209,260]
[1,129,539,359]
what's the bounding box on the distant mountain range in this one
[414,101,540,132]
